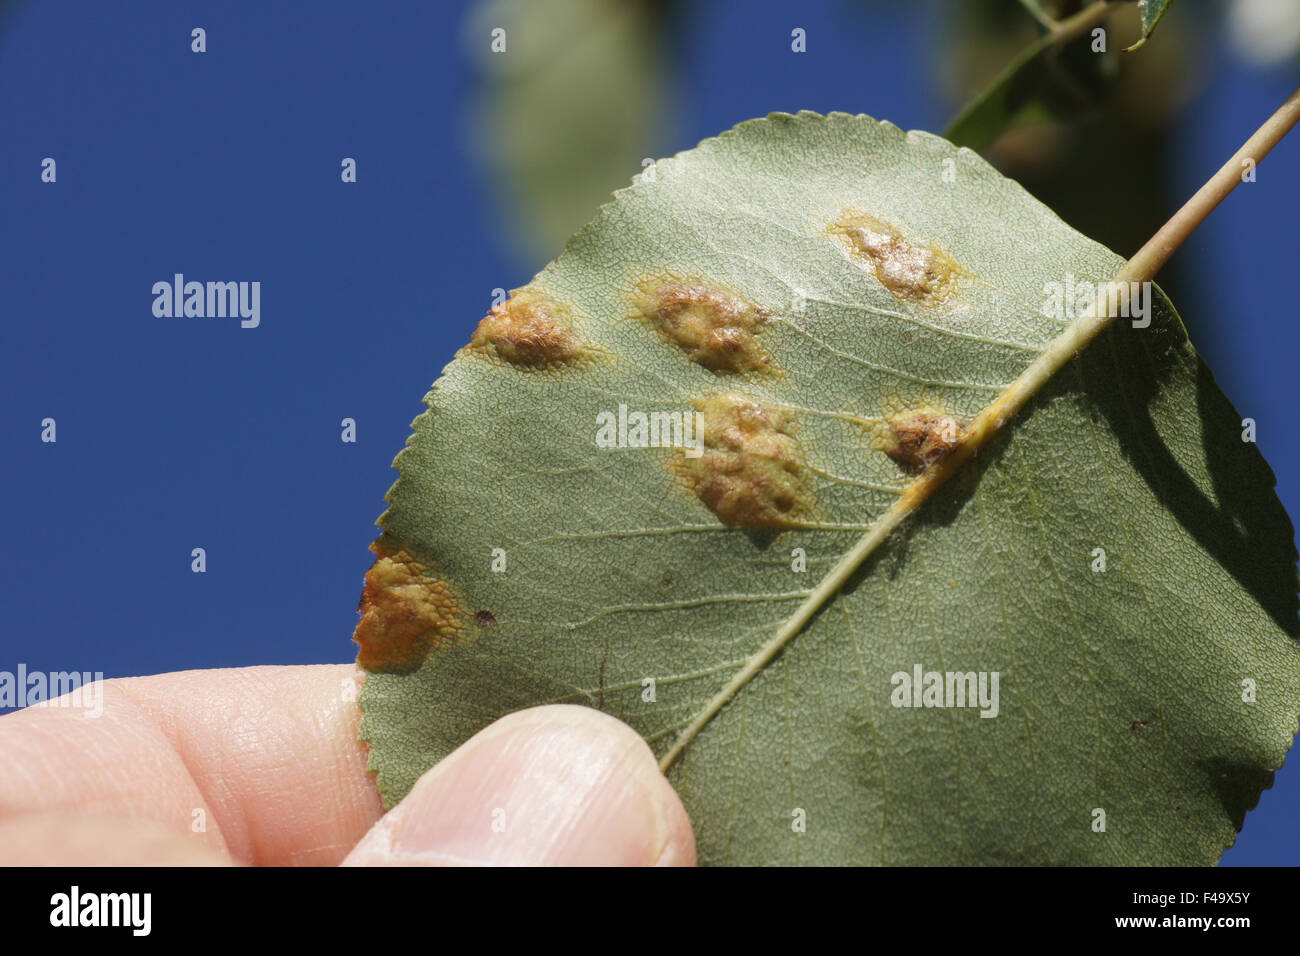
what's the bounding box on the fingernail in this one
[379,706,684,865]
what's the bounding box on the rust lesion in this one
[831,210,964,306]
[873,401,968,472]
[466,286,588,370]
[632,275,775,374]
[674,392,813,527]
[353,536,466,674]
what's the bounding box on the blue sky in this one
[1,0,1296,865]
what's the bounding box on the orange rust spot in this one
[675,393,813,527]
[468,287,587,369]
[831,211,963,306]
[876,405,967,472]
[633,276,773,374]
[353,539,464,673]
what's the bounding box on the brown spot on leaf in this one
[474,610,497,628]
[353,540,464,673]
[876,404,967,472]
[468,287,587,369]
[831,211,963,306]
[675,393,813,527]
[633,276,773,373]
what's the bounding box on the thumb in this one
[343,704,696,866]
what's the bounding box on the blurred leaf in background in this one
[943,0,1125,152]
[937,0,1199,335]
[464,0,678,264]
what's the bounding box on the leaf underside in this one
[358,112,1300,865]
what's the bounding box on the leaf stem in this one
[1122,85,1300,284]
[1048,1,1115,44]
[1016,0,1058,33]
[658,81,1300,775]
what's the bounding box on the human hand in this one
[0,664,696,866]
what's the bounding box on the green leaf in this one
[356,112,1300,865]
[468,0,670,260]
[944,2,1117,152]
[944,34,1059,152]
[1126,0,1176,51]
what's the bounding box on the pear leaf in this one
[356,112,1299,865]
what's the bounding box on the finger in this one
[0,811,232,866]
[343,704,696,866]
[0,664,381,866]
